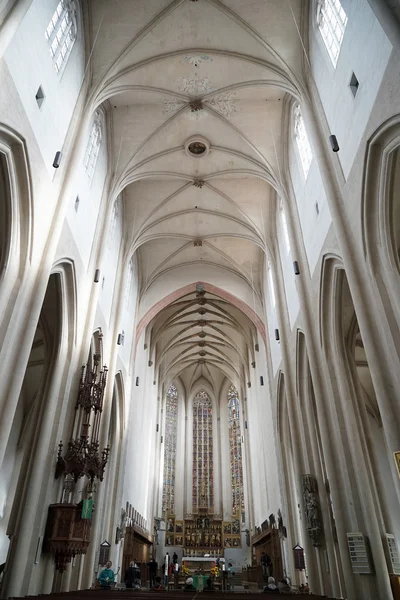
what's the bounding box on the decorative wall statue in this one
[115,508,127,543]
[302,474,323,547]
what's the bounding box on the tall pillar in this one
[272,256,321,593]
[0,0,34,59]
[301,96,400,503]
[3,347,70,598]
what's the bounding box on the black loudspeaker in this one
[117,334,122,345]
[260,376,264,386]
[329,135,339,152]
[293,261,300,275]
[275,328,280,341]
[53,151,62,168]
[94,269,100,283]
[136,377,139,386]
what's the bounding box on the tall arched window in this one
[317,0,348,67]
[45,0,77,74]
[124,258,134,308]
[294,104,313,179]
[84,111,102,180]
[268,261,276,308]
[193,390,213,510]
[108,200,119,247]
[280,201,291,253]
[162,384,178,516]
[228,384,244,516]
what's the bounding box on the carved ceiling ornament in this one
[182,54,213,67]
[302,474,323,547]
[207,91,238,118]
[162,97,186,115]
[179,77,213,96]
[186,136,210,159]
[190,99,204,112]
[193,178,205,188]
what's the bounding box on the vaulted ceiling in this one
[88,0,305,395]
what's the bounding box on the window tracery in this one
[294,105,313,179]
[193,390,213,510]
[84,112,102,180]
[317,0,348,67]
[45,0,77,74]
[228,384,244,515]
[162,384,178,516]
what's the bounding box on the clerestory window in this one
[45,1,77,74]
[83,112,102,180]
[268,261,276,309]
[280,203,291,253]
[294,105,313,179]
[317,0,348,67]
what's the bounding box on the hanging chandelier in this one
[55,333,109,482]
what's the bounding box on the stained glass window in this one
[228,384,244,515]
[162,384,178,516]
[193,391,214,510]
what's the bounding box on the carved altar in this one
[165,513,241,551]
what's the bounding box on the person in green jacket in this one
[98,561,115,589]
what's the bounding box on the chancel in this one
[0,2,400,600]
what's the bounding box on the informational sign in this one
[293,544,305,570]
[347,533,373,574]
[99,540,111,566]
[383,534,400,575]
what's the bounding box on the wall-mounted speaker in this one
[329,134,339,152]
[53,151,62,168]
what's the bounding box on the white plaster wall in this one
[277,212,300,328]
[122,334,158,525]
[288,129,332,276]
[118,255,139,369]
[65,113,108,270]
[252,341,281,525]
[4,0,85,177]
[310,0,392,179]
[98,200,123,325]
[263,264,281,375]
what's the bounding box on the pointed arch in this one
[0,124,33,304]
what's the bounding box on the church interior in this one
[0,1,400,599]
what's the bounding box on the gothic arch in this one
[361,115,400,325]
[0,124,33,309]
[319,254,398,599]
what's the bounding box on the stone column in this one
[300,95,400,503]
[272,254,321,593]
[0,0,34,59]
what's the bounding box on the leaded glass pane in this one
[193,391,214,510]
[228,385,244,515]
[162,384,178,516]
[317,0,348,67]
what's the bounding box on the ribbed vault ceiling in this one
[88,0,304,392]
